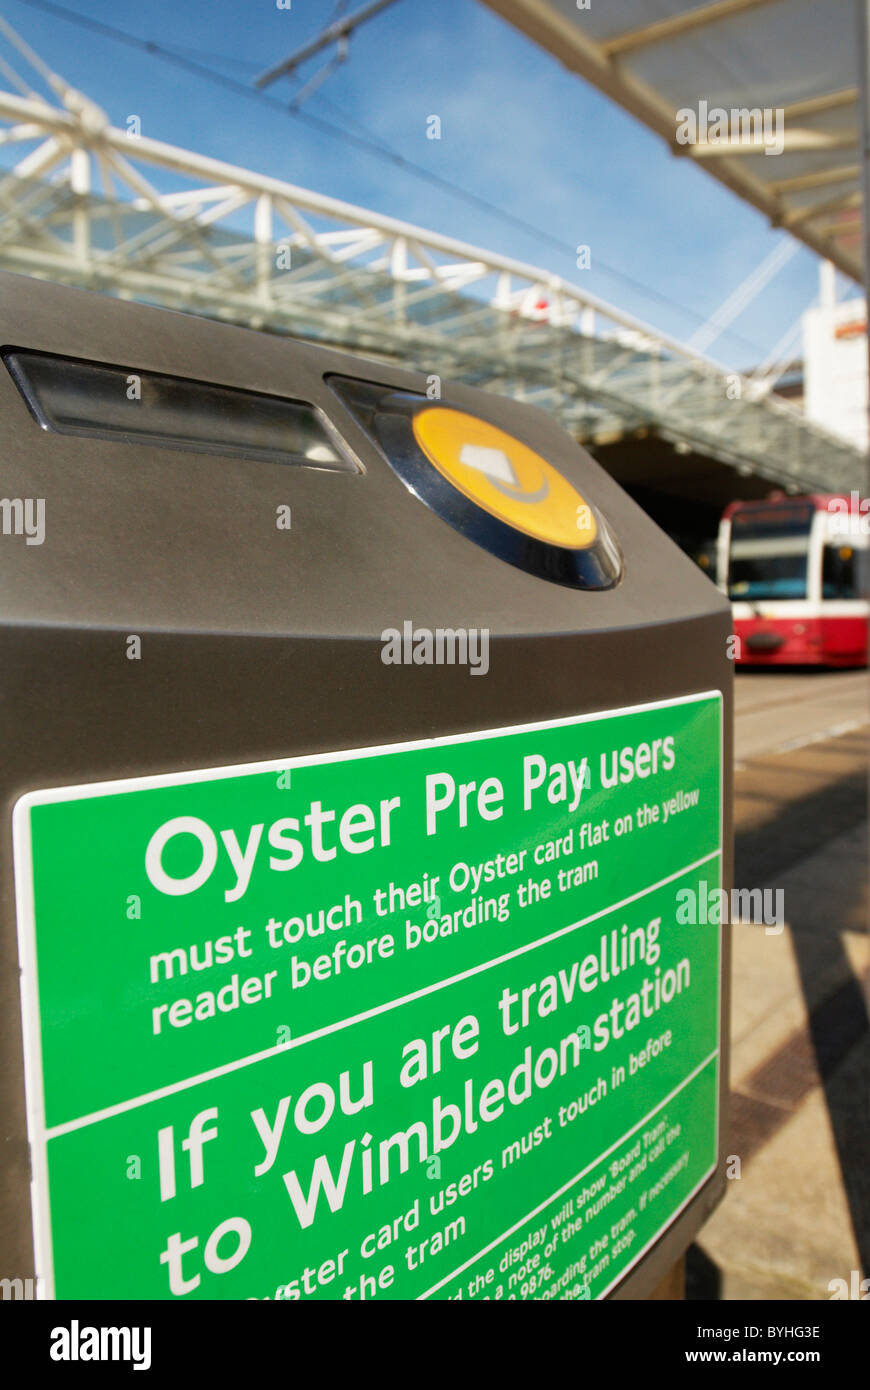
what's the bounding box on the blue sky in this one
[0,0,856,367]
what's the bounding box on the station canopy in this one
[483,0,864,283]
[0,16,864,495]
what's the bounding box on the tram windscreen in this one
[727,503,813,600]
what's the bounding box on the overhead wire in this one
[5,0,786,359]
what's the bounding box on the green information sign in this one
[15,692,722,1300]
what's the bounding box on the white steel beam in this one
[0,75,863,493]
[600,0,781,57]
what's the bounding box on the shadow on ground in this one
[688,727,868,1298]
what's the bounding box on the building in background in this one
[803,263,868,452]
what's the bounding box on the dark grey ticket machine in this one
[0,270,731,1303]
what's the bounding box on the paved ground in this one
[734,669,867,763]
[688,671,869,1301]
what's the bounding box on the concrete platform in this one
[734,669,867,764]
[691,719,869,1301]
